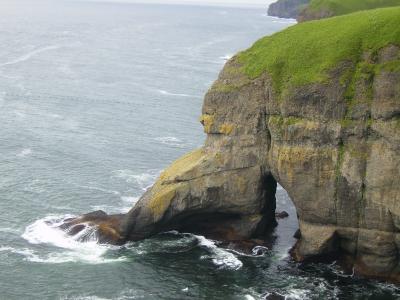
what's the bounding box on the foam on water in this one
[112,169,159,190]
[0,45,62,67]
[158,89,200,98]
[21,215,127,264]
[154,136,186,148]
[195,235,243,270]
[263,15,298,24]
[16,148,32,158]
[77,184,121,196]
[285,289,310,300]
[121,196,139,205]
[220,54,233,61]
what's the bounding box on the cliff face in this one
[268,0,310,19]
[63,8,400,282]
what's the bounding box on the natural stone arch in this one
[64,45,400,282]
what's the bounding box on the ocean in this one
[0,0,399,299]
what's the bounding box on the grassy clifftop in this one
[298,0,400,21]
[235,7,400,95]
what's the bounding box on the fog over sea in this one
[0,1,399,299]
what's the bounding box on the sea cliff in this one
[64,7,400,282]
[267,0,310,19]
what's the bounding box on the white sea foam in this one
[112,169,158,190]
[158,89,200,98]
[285,289,310,300]
[154,136,185,148]
[16,148,32,157]
[121,196,139,205]
[21,215,127,264]
[0,246,14,252]
[78,184,120,196]
[220,54,233,61]
[195,235,243,270]
[264,15,297,24]
[0,45,62,67]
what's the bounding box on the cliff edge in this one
[64,7,400,282]
[298,0,400,21]
[268,0,310,19]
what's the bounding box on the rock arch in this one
[65,46,400,282]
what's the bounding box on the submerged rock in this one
[60,210,126,244]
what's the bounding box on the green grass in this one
[236,7,400,96]
[305,0,400,17]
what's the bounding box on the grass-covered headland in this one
[298,0,400,20]
[236,7,400,95]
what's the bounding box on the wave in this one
[21,215,127,264]
[0,45,62,67]
[195,235,243,270]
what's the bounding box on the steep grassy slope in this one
[298,0,400,21]
[234,7,400,96]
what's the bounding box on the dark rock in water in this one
[267,0,309,19]
[275,211,289,219]
[293,228,301,239]
[223,239,270,255]
[263,292,285,300]
[59,210,126,244]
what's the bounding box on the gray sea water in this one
[0,0,399,299]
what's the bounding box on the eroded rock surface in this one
[64,44,399,282]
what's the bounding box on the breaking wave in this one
[195,235,243,270]
[20,215,127,264]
